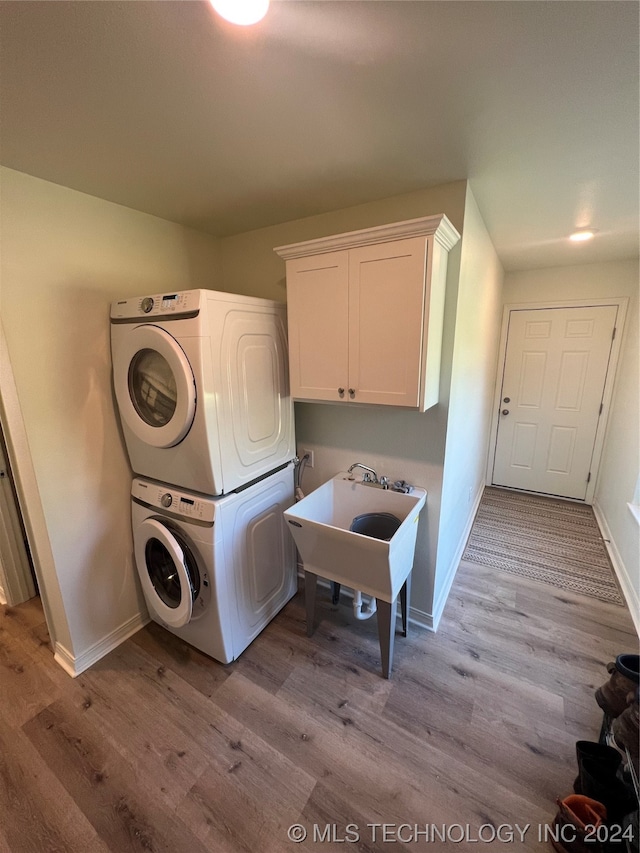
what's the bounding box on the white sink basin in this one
[284,474,426,602]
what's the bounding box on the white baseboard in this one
[430,485,485,632]
[407,605,434,631]
[53,643,79,677]
[53,611,149,678]
[592,500,640,638]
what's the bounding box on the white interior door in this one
[492,305,618,500]
[0,430,36,604]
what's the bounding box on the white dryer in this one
[111,289,294,495]
[131,464,297,663]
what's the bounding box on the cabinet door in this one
[286,251,349,401]
[348,237,427,407]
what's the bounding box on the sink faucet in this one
[347,462,379,484]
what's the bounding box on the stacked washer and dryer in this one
[110,289,297,664]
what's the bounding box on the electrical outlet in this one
[300,447,314,468]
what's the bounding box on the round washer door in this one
[113,325,196,448]
[134,518,200,628]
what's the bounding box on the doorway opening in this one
[0,419,38,605]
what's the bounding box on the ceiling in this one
[1,1,638,271]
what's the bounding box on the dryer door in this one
[134,518,200,628]
[113,325,196,448]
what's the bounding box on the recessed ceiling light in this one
[569,230,595,242]
[210,0,269,26]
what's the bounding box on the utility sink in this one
[284,474,427,603]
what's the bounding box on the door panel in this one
[219,309,293,477]
[225,470,296,641]
[511,422,538,469]
[519,351,547,407]
[556,351,588,410]
[286,252,349,401]
[348,237,426,406]
[493,305,617,499]
[546,426,576,473]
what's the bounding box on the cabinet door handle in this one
[338,387,345,397]
[348,388,356,398]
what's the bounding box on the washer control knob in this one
[161,493,173,508]
[141,297,154,314]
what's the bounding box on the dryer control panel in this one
[111,290,201,320]
[132,478,215,523]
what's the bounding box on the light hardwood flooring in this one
[0,555,636,852]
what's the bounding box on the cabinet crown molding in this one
[274,214,460,260]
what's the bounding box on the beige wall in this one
[503,259,639,628]
[217,181,471,623]
[503,260,638,304]
[435,186,504,624]
[218,181,467,302]
[0,167,221,668]
[596,278,639,628]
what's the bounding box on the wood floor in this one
[0,555,636,852]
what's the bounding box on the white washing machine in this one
[131,464,297,663]
[111,289,294,495]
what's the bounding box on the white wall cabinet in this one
[275,214,460,410]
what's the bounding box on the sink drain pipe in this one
[353,589,377,620]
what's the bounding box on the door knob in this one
[338,387,345,397]
[502,409,510,416]
[348,388,356,398]
[503,397,510,404]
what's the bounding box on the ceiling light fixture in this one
[210,0,269,26]
[569,230,595,243]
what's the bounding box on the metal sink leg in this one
[400,572,412,637]
[376,597,397,679]
[304,570,318,637]
[377,572,412,678]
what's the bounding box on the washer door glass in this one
[129,349,177,427]
[134,518,200,628]
[113,325,196,448]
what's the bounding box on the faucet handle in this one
[379,476,390,489]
